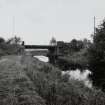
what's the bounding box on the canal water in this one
[34,56,92,88]
[34,55,49,62]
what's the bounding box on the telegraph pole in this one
[94,16,96,36]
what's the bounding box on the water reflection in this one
[62,69,92,88]
[34,56,49,62]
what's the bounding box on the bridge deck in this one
[24,45,56,49]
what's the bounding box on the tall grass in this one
[22,56,105,105]
[0,55,45,105]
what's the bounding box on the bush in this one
[57,48,89,70]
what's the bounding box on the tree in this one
[70,39,84,52]
[0,37,5,44]
[89,19,105,90]
[6,36,21,45]
[50,37,57,46]
[83,38,91,48]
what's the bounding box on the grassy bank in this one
[0,55,45,105]
[0,55,104,105]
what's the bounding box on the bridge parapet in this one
[24,45,57,49]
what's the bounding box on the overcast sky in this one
[0,0,104,44]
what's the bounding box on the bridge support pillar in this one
[48,55,58,64]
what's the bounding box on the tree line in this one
[0,36,24,56]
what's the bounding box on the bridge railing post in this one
[21,41,25,55]
[22,41,25,46]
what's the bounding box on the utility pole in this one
[94,16,96,36]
